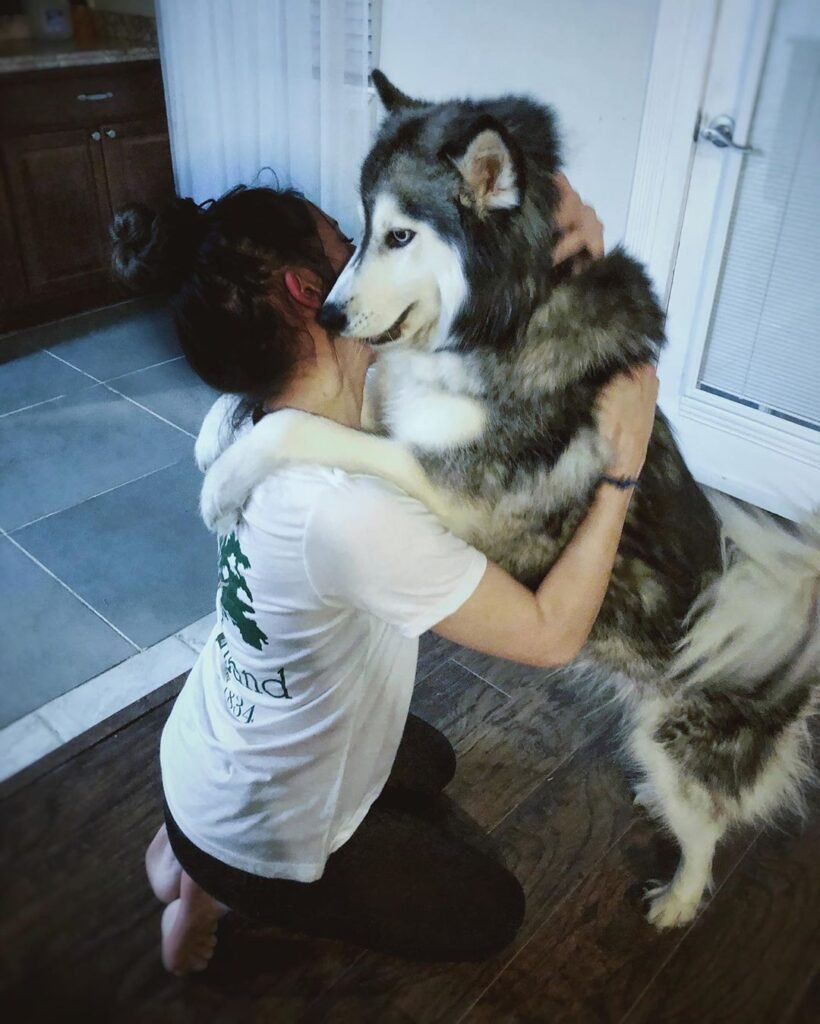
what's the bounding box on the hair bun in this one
[111,197,207,292]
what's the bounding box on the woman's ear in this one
[284,269,323,310]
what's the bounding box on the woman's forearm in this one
[533,483,633,659]
[434,480,635,667]
[435,366,657,667]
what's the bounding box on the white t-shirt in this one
[161,466,486,882]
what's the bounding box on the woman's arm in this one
[551,173,605,269]
[433,365,659,667]
[433,486,633,667]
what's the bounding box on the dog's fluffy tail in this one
[672,498,820,695]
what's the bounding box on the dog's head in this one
[318,70,562,352]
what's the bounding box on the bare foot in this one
[161,870,228,976]
[145,824,182,904]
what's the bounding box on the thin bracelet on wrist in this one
[600,474,640,490]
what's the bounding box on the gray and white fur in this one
[200,71,820,929]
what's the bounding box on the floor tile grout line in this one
[42,349,184,386]
[103,354,185,384]
[7,666,185,793]
[0,351,185,420]
[44,347,104,383]
[0,528,142,653]
[0,295,141,347]
[15,347,196,436]
[0,392,71,420]
[9,458,187,534]
[0,620,211,773]
[0,352,184,418]
[34,636,196,741]
[102,382,197,438]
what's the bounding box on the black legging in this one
[163,714,525,962]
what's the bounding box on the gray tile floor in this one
[0,300,220,729]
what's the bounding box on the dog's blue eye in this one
[386,228,415,249]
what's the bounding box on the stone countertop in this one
[0,37,159,75]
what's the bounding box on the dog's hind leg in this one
[630,708,727,929]
[634,682,815,929]
[643,782,724,929]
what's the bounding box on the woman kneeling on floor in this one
[112,178,657,975]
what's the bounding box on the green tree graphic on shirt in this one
[218,532,269,651]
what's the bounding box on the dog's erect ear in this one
[371,69,425,113]
[447,118,523,215]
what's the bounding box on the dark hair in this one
[111,186,335,406]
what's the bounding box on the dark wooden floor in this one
[2,634,818,1023]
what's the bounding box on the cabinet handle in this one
[77,92,114,102]
[105,129,118,139]
[90,130,101,141]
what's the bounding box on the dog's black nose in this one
[317,303,348,334]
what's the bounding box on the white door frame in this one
[623,0,720,307]
[625,0,819,518]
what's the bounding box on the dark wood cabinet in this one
[0,60,175,333]
[101,118,175,215]
[0,161,26,312]
[4,127,111,299]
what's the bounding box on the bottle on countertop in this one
[23,0,74,42]
[70,0,97,48]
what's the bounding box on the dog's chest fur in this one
[374,349,487,449]
[367,346,607,575]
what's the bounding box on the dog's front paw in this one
[200,457,252,534]
[200,411,305,532]
[195,394,242,472]
[644,881,702,929]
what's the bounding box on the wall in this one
[379,0,659,246]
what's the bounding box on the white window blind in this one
[698,0,820,431]
[157,0,377,237]
[310,0,377,83]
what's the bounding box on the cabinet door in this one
[101,119,176,216]
[2,128,112,300]
[0,162,27,312]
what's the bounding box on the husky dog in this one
[199,72,820,929]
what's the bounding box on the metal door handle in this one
[90,130,101,141]
[77,91,114,102]
[105,129,117,139]
[701,115,757,153]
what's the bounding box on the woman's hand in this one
[552,173,604,269]
[596,364,659,480]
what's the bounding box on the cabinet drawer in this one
[0,61,165,134]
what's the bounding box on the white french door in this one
[657,0,820,519]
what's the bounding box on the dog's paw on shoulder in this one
[195,394,242,473]
[200,462,248,534]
